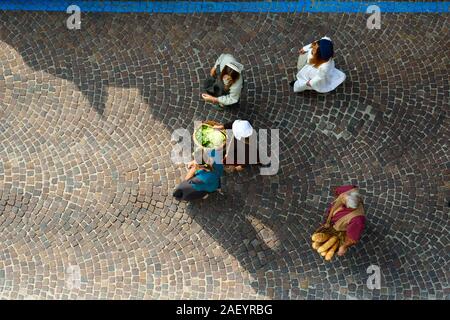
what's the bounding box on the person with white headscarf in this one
[213,120,259,171]
[290,37,346,93]
[202,53,244,109]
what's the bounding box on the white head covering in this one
[232,120,253,141]
[225,61,244,73]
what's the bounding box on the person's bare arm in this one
[299,43,313,54]
[210,66,217,77]
[187,160,197,169]
[338,236,357,256]
[201,93,219,104]
[184,166,197,181]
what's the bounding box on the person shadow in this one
[183,164,315,298]
[0,12,205,128]
[0,12,281,131]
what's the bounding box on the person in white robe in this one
[290,37,346,93]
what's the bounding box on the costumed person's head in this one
[311,37,334,67]
[317,38,334,60]
[221,61,243,86]
[335,185,361,208]
[204,149,220,168]
[232,120,253,142]
[344,190,362,209]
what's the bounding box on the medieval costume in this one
[203,54,244,107]
[173,151,224,201]
[292,37,346,93]
[325,185,366,254]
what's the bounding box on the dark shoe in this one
[289,80,296,88]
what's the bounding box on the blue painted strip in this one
[0,1,448,13]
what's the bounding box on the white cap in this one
[232,120,253,141]
[225,61,244,73]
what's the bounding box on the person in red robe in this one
[324,185,366,256]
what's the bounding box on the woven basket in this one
[193,121,227,152]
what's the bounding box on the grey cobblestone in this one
[0,11,448,299]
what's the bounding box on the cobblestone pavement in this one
[0,10,448,300]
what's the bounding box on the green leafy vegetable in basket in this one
[194,125,226,148]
